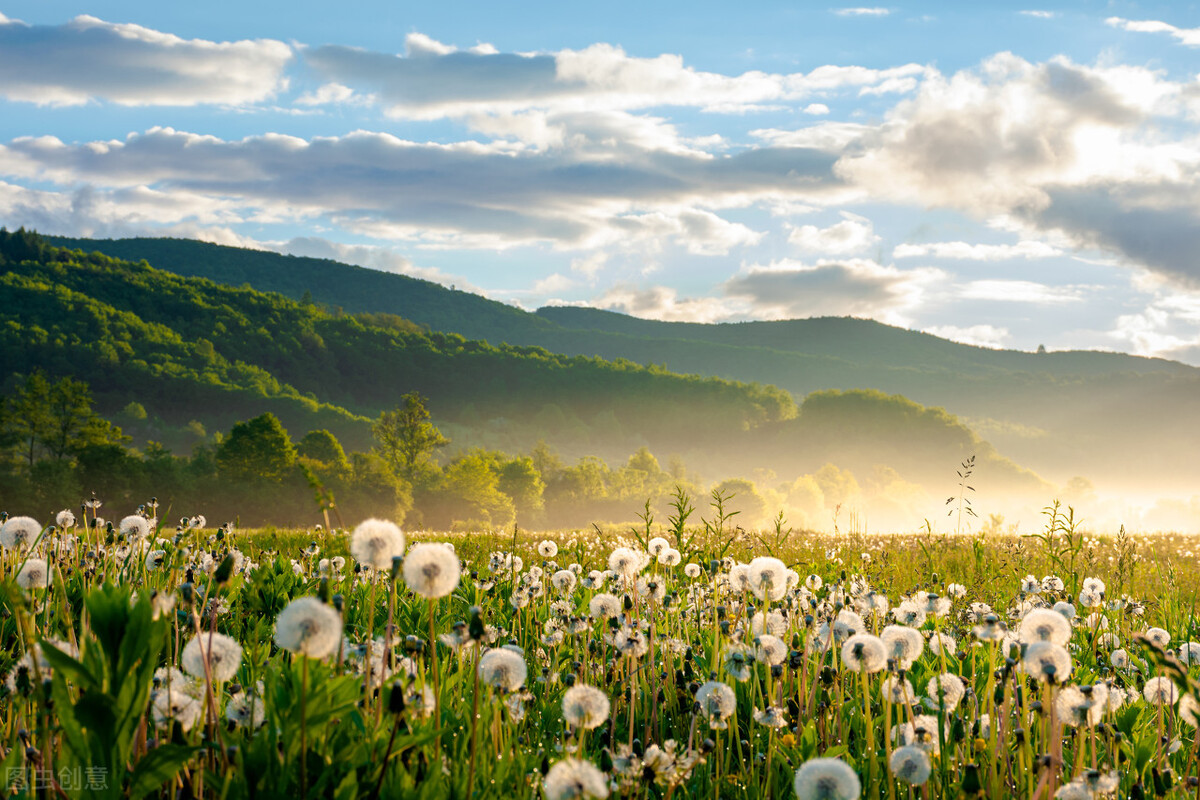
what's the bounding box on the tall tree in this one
[216,413,297,483]
[372,392,449,482]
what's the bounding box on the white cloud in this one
[304,35,928,121]
[958,280,1084,304]
[0,14,292,106]
[570,252,608,279]
[295,83,373,107]
[1106,16,1200,47]
[1019,10,1057,19]
[832,8,890,17]
[722,258,942,323]
[893,240,1060,260]
[923,324,1011,348]
[596,285,740,323]
[803,103,831,115]
[787,213,879,255]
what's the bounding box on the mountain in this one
[47,235,1200,494]
[4,233,1046,525]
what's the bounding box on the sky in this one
[1,1,1199,362]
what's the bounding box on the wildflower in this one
[805,574,824,591]
[614,627,649,659]
[538,540,559,558]
[274,597,343,659]
[1082,577,1106,595]
[793,757,861,800]
[16,558,51,590]
[55,510,75,528]
[403,543,461,598]
[551,569,577,595]
[928,631,956,657]
[349,519,406,570]
[181,632,243,682]
[924,673,965,713]
[607,547,647,578]
[226,692,266,728]
[1021,608,1073,646]
[152,689,202,731]
[562,684,610,729]
[889,746,931,785]
[635,577,666,604]
[657,548,682,567]
[881,675,916,704]
[724,645,753,681]
[1056,685,1105,727]
[1110,649,1129,669]
[696,681,736,729]
[1179,642,1200,664]
[684,563,702,578]
[1144,627,1171,649]
[1042,575,1065,593]
[841,634,887,673]
[647,537,670,557]
[1021,641,1072,683]
[891,600,926,628]
[0,516,40,550]
[756,634,789,666]
[588,593,621,620]
[1180,694,1200,727]
[1020,575,1041,594]
[754,706,788,728]
[120,515,151,539]
[1052,601,1077,620]
[543,758,609,800]
[478,648,527,691]
[752,610,789,637]
[881,625,925,669]
[1143,676,1179,705]
[747,556,788,602]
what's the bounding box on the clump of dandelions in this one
[15,559,51,590]
[181,632,243,683]
[349,518,406,571]
[793,757,861,800]
[274,597,343,659]
[478,648,527,692]
[543,758,609,800]
[403,542,461,598]
[0,516,40,550]
[562,684,610,730]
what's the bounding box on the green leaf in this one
[128,744,201,798]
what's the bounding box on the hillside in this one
[1,232,1047,528]
[46,235,1200,492]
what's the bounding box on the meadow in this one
[2,496,1199,799]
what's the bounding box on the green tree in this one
[372,392,449,482]
[5,371,53,468]
[298,429,350,473]
[497,456,546,524]
[216,413,297,483]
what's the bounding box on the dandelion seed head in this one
[181,632,243,683]
[537,540,558,558]
[1021,641,1072,682]
[119,515,150,539]
[543,758,609,800]
[841,634,887,673]
[274,597,343,659]
[349,518,406,571]
[0,516,40,550]
[881,625,925,668]
[889,746,931,785]
[1020,608,1072,646]
[793,757,861,800]
[403,542,461,598]
[756,634,789,666]
[16,558,51,590]
[478,647,527,691]
[696,681,736,729]
[562,684,610,730]
[1143,676,1179,705]
[588,593,621,620]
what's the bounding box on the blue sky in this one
[2,1,1200,361]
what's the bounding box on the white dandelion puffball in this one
[226,694,266,729]
[748,556,788,602]
[55,510,75,528]
[274,597,343,659]
[119,515,151,539]
[181,632,243,683]
[684,562,702,578]
[16,558,51,590]
[403,543,461,599]
[543,758,609,800]
[0,516,40,550]
[607,547,646,578]
[537,540,558,558]
[1143,676,1180,706]
[1144,627,1171,649]
[479,648,527,691]
[889,746,931,785]
[647,537,669,557]
[841,634,887,674]
[152,690,202,731]
[1020,608,1072,646]
[588,593,621,619]
[562,684,610,730]
[349,518,406,570]
[1021,641,1072,682]
[696,681,737,729]
[756,634,789,666]
[793,757,861,800]
[925,673,966,712]
[881,625,925,669]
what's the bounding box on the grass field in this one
[2,500,1200,799]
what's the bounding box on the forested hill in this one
[4,230,1045,504]
[47,234,1200,491]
